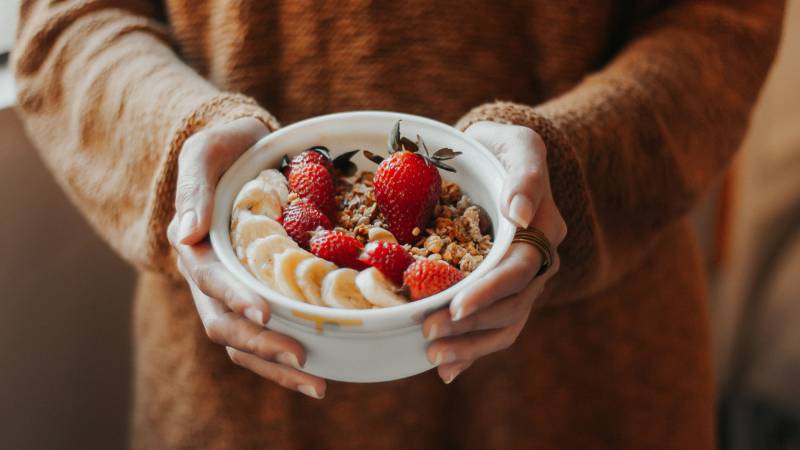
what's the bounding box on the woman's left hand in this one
[423,121,567,384]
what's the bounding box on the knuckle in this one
[499,332,517,351]
[205,317,228,345]
[555,218,568,243]
[512,125,537,142]
[175,179,201,207]
[220,284,240,308]
[271,366,294,388]
[244,331,269,358]
[519,167,544,187]
[201,131,227,158]
[179,133,207,163]
[191,263,213,289]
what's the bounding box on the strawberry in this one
[288,162,337,217]
[358,241,415,286]
[282,147,334,178]
[280,199,332,248]
[373,152,441,244]
[402,259,465,300]
[368,121,460,245]
[309,230,367,270]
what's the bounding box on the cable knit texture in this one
[12,0,783,449]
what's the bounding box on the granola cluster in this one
[334,172,493,273]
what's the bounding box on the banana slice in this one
[232,179,283,221]
[245,235,299,288]
[355,267,408,308]
[232,213,287,260]
[367,227,398,244]
[273,248,313,302]
[257,169,290,204]
[321,268,373,309]
[295,257,338,306]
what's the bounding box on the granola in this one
[335,173,493,273]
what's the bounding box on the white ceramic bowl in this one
[210,111,513,382]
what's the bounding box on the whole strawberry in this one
[282,147,334,177]
[403,259,464,300]
[358,241,415,286]
[369,122,460,244]
[402,259,465,300]
[288,162,337,217]
[310,230,367,270]
[280,199,332,248]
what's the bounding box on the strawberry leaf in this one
[432,148,461,160]
[333,149,360,176]
[431,159,457,172]
[363,150,385,165]
[279,154,291,172]
[399,137,418,153]
[307,145,331,159]
[388,121,402,154]
[417,134,431,157]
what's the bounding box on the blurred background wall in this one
[711,0,800,447]
[0,1,797,449]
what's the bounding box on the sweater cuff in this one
[456,101,595,307]
[147,93,279,278]
[456,101,572,152]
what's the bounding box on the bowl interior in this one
[210,111,514,330]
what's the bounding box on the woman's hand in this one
[422,121,567,384]
[167,117,327,399]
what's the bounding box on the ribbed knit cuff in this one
[148,93,279,279]
[456,101,593,307]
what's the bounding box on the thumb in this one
[465,122,548,228]
[175,117,269,244]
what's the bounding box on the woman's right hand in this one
[166,117,327,399]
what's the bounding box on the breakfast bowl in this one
[210,111,514,382]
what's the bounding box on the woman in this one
[13,0,783,448]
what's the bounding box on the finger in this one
[226,347,327,399]
[437,360,473,385]
[176,117,268,244]
[532,193,569,247]
[424,284,538,340]
[186,276,302,365]
[170,223,270,326]
[427,321,526,366]
[449,242,541,321]
[466,122,548,228]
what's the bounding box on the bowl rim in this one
[210,110,514,324]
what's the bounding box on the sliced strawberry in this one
[309,230,367,270]
[280,199,332,248]
[402,259,465,300]
[358,241,415,286]
[288,162,337,217]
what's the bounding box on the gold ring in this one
[513,226,553,276]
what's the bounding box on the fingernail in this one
[244,307,265,325]
[451,303,466,321]
[433,350,456,366]
[444,367,464,385]
[508,194,534,228]
[298,384,323,399]
[426,324,439,341]
[178,210,197,241]
[276,352,302,369]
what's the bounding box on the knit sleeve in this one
[457,0,784,305]
[12,1,279,276]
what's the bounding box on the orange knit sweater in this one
[13,1,783,448]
